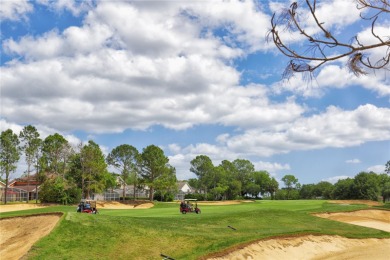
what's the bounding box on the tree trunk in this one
[133,181,136,201]
[149,187,154,201]
[4,174,9,204]
[27,164,30,203]
[123,183,126,201]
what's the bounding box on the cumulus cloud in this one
[0,1,298,134]
[0,0,32,21]
[223,104,390,156]
[366,165,386,173]
[1,1,389,181]
[36,0,93,16]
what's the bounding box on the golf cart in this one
[77,199,98,214]
[180,199,201,214]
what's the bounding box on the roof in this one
[7,185,38,192]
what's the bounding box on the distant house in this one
[94,176,150,200]
[175,181,195,201]
[8,175,42,201]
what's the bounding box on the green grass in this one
[1,200,389,260]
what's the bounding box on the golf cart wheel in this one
[182,210,186,214]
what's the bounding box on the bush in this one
[39,177,81,204]
[153,191,175,202]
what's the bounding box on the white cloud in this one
[36,0,93,16]
[345,159,361,164]
[224,104,390,156]
[366,165,386,173]
[253,161,290,174]
[0,0,300,134]
[0,0,32,21]
[1,0,390,183]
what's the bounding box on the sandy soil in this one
[0,204,48,213]
[207,235,390,260]
[207,209,390,260]
[0,201,154,212]
[328,200,384,207]
[314,209,390,232]
[0,214,61,260]
[96,201,154,209]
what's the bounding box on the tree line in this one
[1,126,389,204]
[0,126,177,204]
[186,155,390,202]
[277,171,390,203]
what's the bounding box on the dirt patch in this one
[314,209,390,232]
[0,213,61,260]
[328,200,383,207]
[0,204,48,213]
[207,235,390,260]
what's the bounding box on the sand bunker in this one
[328,200,384,207]
[0,204,48,213]
[314,209,390,232]
[0,214,61,260]
[207,235,390,260]
[194,200,253,206]
[0,201,154,212]
[207,209,390,260]
[96,201,154,209]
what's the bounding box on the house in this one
[175,181,195,201]
[8,175,42,201]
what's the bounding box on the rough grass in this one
[2,200,389,260]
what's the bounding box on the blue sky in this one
[1,0,389,186]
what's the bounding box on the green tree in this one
[188,178,200,191]
[220,160,241,199]
[332,178,354,199]
[79,141,108,199]
[246,182,261,198]
[141,145,170,201]
[0,129,21,204]
[153,165,178,201]
[107,144,140,200]
[378,173,390,203]
[281,174,299,199]
[353,172,380,201]
[232,159,255,196]
[190,155,214,195]
[300,184,316,199]
[267,177,279,200]
[19,125,41,203]
[42,133,68,173]
[314,181,334,199]
[39,176,81,204]
[252,170,272,196]
[385,160,390,174]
